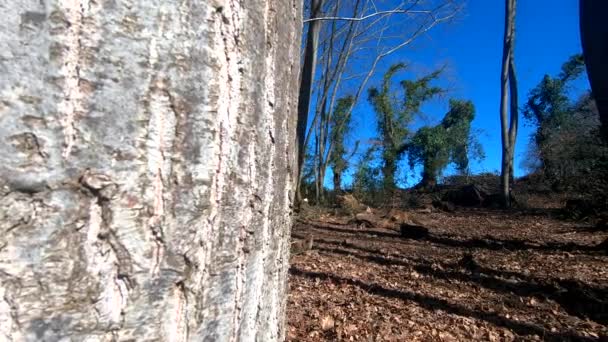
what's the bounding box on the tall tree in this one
[368,64,442,191]
[0,1,300,340]
[296,0,325,203]
[523,55,606,189]
[499,0,519,206]
[523,54,586,168]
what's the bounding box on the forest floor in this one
[286,207,608,341]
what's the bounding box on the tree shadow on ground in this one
[302,222,400,239]
[302,221,602,254]
[446,207,563,218]
[312,241,608,326]
[289,266,596,342]
[427,232,600,253]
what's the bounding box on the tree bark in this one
[0,1,301,341]
[507,55,518,187]
[500,0,518,207]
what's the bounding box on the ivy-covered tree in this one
[408,125,448,187]
[523,54,586,156]
[523,54,607,190]
[352,146,383,205]
[328,96,356,192]
[368,63,442,191]
[408,100,481,187]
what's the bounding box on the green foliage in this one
[408,125,449,185]
[328,96,355,189]
[523,54,585,146]
[523,75,569,131]
[441,99,479,172]
[534,93,607,192]
[401,69,444,117]
[352,146,384,205]
[558,54,586,83]
[368,63,408,152]
[523,54,608,194]
[408,99,481,186]
[368,63,442,190]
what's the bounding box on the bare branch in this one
[303,9,433,23]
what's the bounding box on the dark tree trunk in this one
[382,156,397,192]
[580,0,608,142]
[296,0,324,202]
[333,169,342,193]
[419,166,437,189]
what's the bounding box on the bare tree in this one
[296,0,324,202]
[0,0,300,340]
[297,0,462,202]
[499,0,519,206]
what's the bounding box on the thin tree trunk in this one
[314,134,321,203]
[316,77,331,202]
[297,0,357,203]
[333,169,342,193]
[0,1,301,340]
[500,0,517,207]
[508,55,519,187]
[383,154,397,192]
[296,0,324,203]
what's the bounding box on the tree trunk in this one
[315,95,329,202]
[296,0,324,203]
[420,165,437,189]
[382,155,397,192]
[333,169,342,193]
[580,0,608,142]
[500,0,518,207]
[507,47,519,188]
[0,1,301,341]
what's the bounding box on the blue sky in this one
[326,0,589,188]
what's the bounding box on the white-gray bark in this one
[0,0,301,341]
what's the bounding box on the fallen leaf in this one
[320,315,334,331]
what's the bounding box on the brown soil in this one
[286,208,608,341]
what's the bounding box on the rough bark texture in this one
[0,0,301,341]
